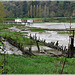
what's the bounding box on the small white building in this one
[27,19,33,24]
[15,19,22,22]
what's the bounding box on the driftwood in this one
[60,58,66,74]
[30,34,68,54]
[36,41,40,52]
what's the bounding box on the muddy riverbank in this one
[9,25,75,49]
[0,40,63,56]
[1,22,75,56]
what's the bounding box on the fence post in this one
[36,41,40,53]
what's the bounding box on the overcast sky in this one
[0,0,75,1]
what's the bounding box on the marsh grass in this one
[0,54,75,74]
[31,30,45,32]
[58,31,75,35]
[0,42,1,46]
[0,23,75,74]
[0,31,44,47]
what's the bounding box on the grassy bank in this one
[0,23,25,31]
[4,17,75,23]
[0,54,75,74]
[4,17,75,20]
[31,29,45,32]
[0,23,44,46]
[58,31,75,35]
[0,31,44,47]
[0,23,75,74]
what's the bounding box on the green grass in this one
[31,29,45,32]
[58,31,75,35]
[0,23,44,47]
[13,24,25,27]
[0,31,44,47]
[0,54,75,74]
[0,42,1,46]
[16,26,25,30]
[4,17,75,23]
[4,17,75,20]
[58,31,70,34]
[0,31,33,46]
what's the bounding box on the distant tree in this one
[72,10,75,17]
[56,1,59,6]
[2,1,75,18]
[39,4,42,18]
[7,10,15,18]
[22,1,28,17]
[63,1,72,17]
[30,5,32,18]
[33,5,35,18]
[36,5,39,18]
[46,7,49,17]
[28,10,30,18]
[44,5,47,18]
[0,2,5,23]
[19,3,24,18]
[50,11,55,17]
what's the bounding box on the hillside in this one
[2,1,75,18]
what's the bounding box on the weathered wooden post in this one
[68,30,74,58]
[30,34,32,39]
[29,45,32,53]
[56,41,59,46]
[39,37,40,42]
[33,35,34,40]
[35,33,37,40]
[36,41,40,53]
[44,39,46,44]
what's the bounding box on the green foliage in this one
[4,17,75,23]
[16,26,25,30]
[30,5,32,18]
[0,42,1,46]
[0,2,5,23]
[0,23,14,31]
[0,31,31,46]
[0,23,44,47]
[58,31,75,35]
[0,30,44,47]
[3,1,75,18]
[31,29,45,32]
[0,54,75,74]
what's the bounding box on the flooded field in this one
[9,23,75,49]
[28,31,70,48]
[30,23,75,29]
[29,23,75,48]
[1,22,75,55]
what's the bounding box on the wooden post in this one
[44,39,45,44]
[70,17,71,34]
[30,34,31,39]
[36,41,40,53]
[29,45,32,53]
[39,37,40,41]
[33,35,34,40]
[68,30,74,58]
[35,33,36,40]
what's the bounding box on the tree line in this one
[0,2,5,22]
[1,1,75,18]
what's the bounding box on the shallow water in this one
[28,31,75,49]
[0,41,23,55]
[30,23,75,29]
[9,23,75,50]
[28,23,75,48]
